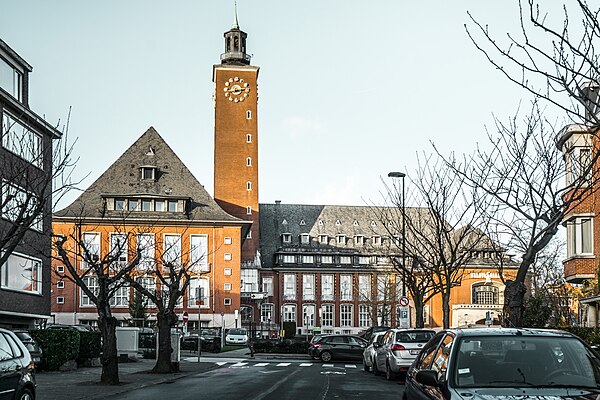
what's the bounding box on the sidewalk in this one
[35,349,310,400]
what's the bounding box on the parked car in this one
[374,328,435,380]
[404,327,600,400]
[225,328,248,345]
[12,331,43,366]
[46,323,96,332]
[0,328,36,400]
[308,334,330,359]
[308,334,367,362]
[358,326,390,342]
[362,331,385,372]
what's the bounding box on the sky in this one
[1,1,551,209]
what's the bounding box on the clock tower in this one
[213,9,260,267]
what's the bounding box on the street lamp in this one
[388,172,406,297]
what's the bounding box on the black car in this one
[404,327,600,400]
[12,331,42,367]
[0,328,36,400]
[308,334,367,362]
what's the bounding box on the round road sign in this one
[182,311,189,323]
[399,296,410,307]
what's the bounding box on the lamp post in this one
[388,172,406,297]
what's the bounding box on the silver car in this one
[362,331,385,372]
[374,328,435,380]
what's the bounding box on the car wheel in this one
[386,362,396,381]
[372,359,380,376]
[320,351,333,362]
[17,387,34,400]
[363,359,370,372]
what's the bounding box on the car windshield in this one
[396,330,434,343]
[454,335,600,388]
[228,329,247,336]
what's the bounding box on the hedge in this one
[30,329,80,370]
[77,331,102,363]
[254,339,309,354]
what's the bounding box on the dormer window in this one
[128,199,138,211]
[282,233,292,244]
[140,166,156,181]
[168,200,178,212]
[0,58,23,101]
[114,198,124,210]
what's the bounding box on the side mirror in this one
[415,370,440,387]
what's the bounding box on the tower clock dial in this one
[223,77,251,102]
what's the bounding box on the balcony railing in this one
[220,52,252,63]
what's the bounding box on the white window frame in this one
[137,234,155,272]
[81,232,100,269]
[321,304,334,327]
[224,268,232,276]
[189,277,210,309]
[246,181,252,191]
[359,304,371,328]
[56,265,65,273]
[57,297,65,304]
[302,274,315,301]
[319,235,328,244]
[300,234,310,245]
[246,134,252,143]
[340,304,353,327]
[224,283,232,291]
[282,233,292,244]
[57,280,65,289]
[261,303,274,323]
[241,269,259,293]
[321,274,334,301]
[358,275,371,301]
[282,255,295,264]
[110,285,129,307]
[224,237,232,245]
[321,255,333,264]
[302,304,316,327]
[224,298,232,306]
[340,256,352,264]
[283,273,296,300]
[109,233,128,270]
[282,304,296,323]
[246,157,252,167]
[566,216,593,257]
[190,234,209,272]
[340,274,352,301]
[262,277,273,296]
[0,251,42,294]
[302,255,314,264]
[1,180,42,231]
[2,112,43,168]
[80,276,98,307]
[566,146,592,186]
[163,234,181,267]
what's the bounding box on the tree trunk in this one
[502,280,527,328]
[441,290,451,329]
[153,311,179,373]
[413,297,425,328]
[98,315,119,385]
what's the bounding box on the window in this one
[303,274,315,300]
[224,268,232,276]
[358,275,371,301]
[359,304,371,328]
[246,157,252,167]
[566,147,592,185]
[241,269,259,292]
[246,181,252,191]
[190,235,209,272]
[163,234,181,267]
[567,216,593,256]
[340,304,353,327]
[109,233,128,270]
[340,256,351,264]
[57,297,65,304]
[246,134,252,143]
[110,285,129,307]
[1,181,42,231]
[224,298,232,306]
[81,277,98,306]
[1,252,41,293]
[141,199,152,211]
[57,280,65,289]
[246,206,252,215]
[224,283,232,291]
[430,335,453,380]
[283,273,296,300]
[340,275,352,301]
[114,198,124,210]
[136,276,156,297]
[355,235,364,245]
[262,277,273,296]
[81,233,100,268]
[319,235,329,244]
[246,110,252,119]
[0,58,22,100]
[224,253,232,261]
[128,199,138,211]
[283,304,296,322]
[246,230,252,239]
[56,265,65,273]
[168,200,178,212]
[336,235,346,245]
[396,275,405,298]
[282,233,292,244]
[358,256,370,265]
[224,237,232,245]
[260,303,274,323]
[2,113,42,168]
[141,167,155,180]
[302,255,314,264]
[302,304,315,327]
[282,255,295,263]
[189,278,209,308]
[372,236,381,245]
[472,283,500,305]
[300,234,310,245]
[154,200,165,212]
[321,255,333,264]
[321,304,334,327]
[137,234,155,271]
[377,275,389,301]
[321,274,334,301]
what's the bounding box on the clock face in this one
[223,76,251,102]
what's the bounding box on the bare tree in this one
[53,219,140,385]
[375,155,490,328]
[442,102,598,327]
[1,110,78,266]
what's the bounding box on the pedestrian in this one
[248,336,256,358]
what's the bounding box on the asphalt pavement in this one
[36,348,310,400]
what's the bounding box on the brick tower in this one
[213,8,260,267]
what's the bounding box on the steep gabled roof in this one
[55,127,242,224]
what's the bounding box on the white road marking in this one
[276,363,291,367]
[322,364,334,368]
[231,362,248,367]
[216,362,228,366]
[254,363,269,367]
[299,363,312,367]
[345,364,357,369]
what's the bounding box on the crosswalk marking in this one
[216,362,228,366]
[254,363,269,367]
[299,363,312,367]
[345,365,357,369]
[213,361,359,369]
[322,364,334,368]
[231,362,248,367]
[276,362,291,367]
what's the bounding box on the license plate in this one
[409,350,420,355]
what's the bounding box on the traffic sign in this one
[182,311,189,323]
[399,296,410,307]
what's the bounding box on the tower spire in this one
[232,2,239,29]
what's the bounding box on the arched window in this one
[472,283,499,305]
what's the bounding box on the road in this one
[106,357,405,400]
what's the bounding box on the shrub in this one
[254,338,308,354]
[30,329,80,371]
[282,322,296,339]
[77,331,102,363]
[549,326,600,346]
